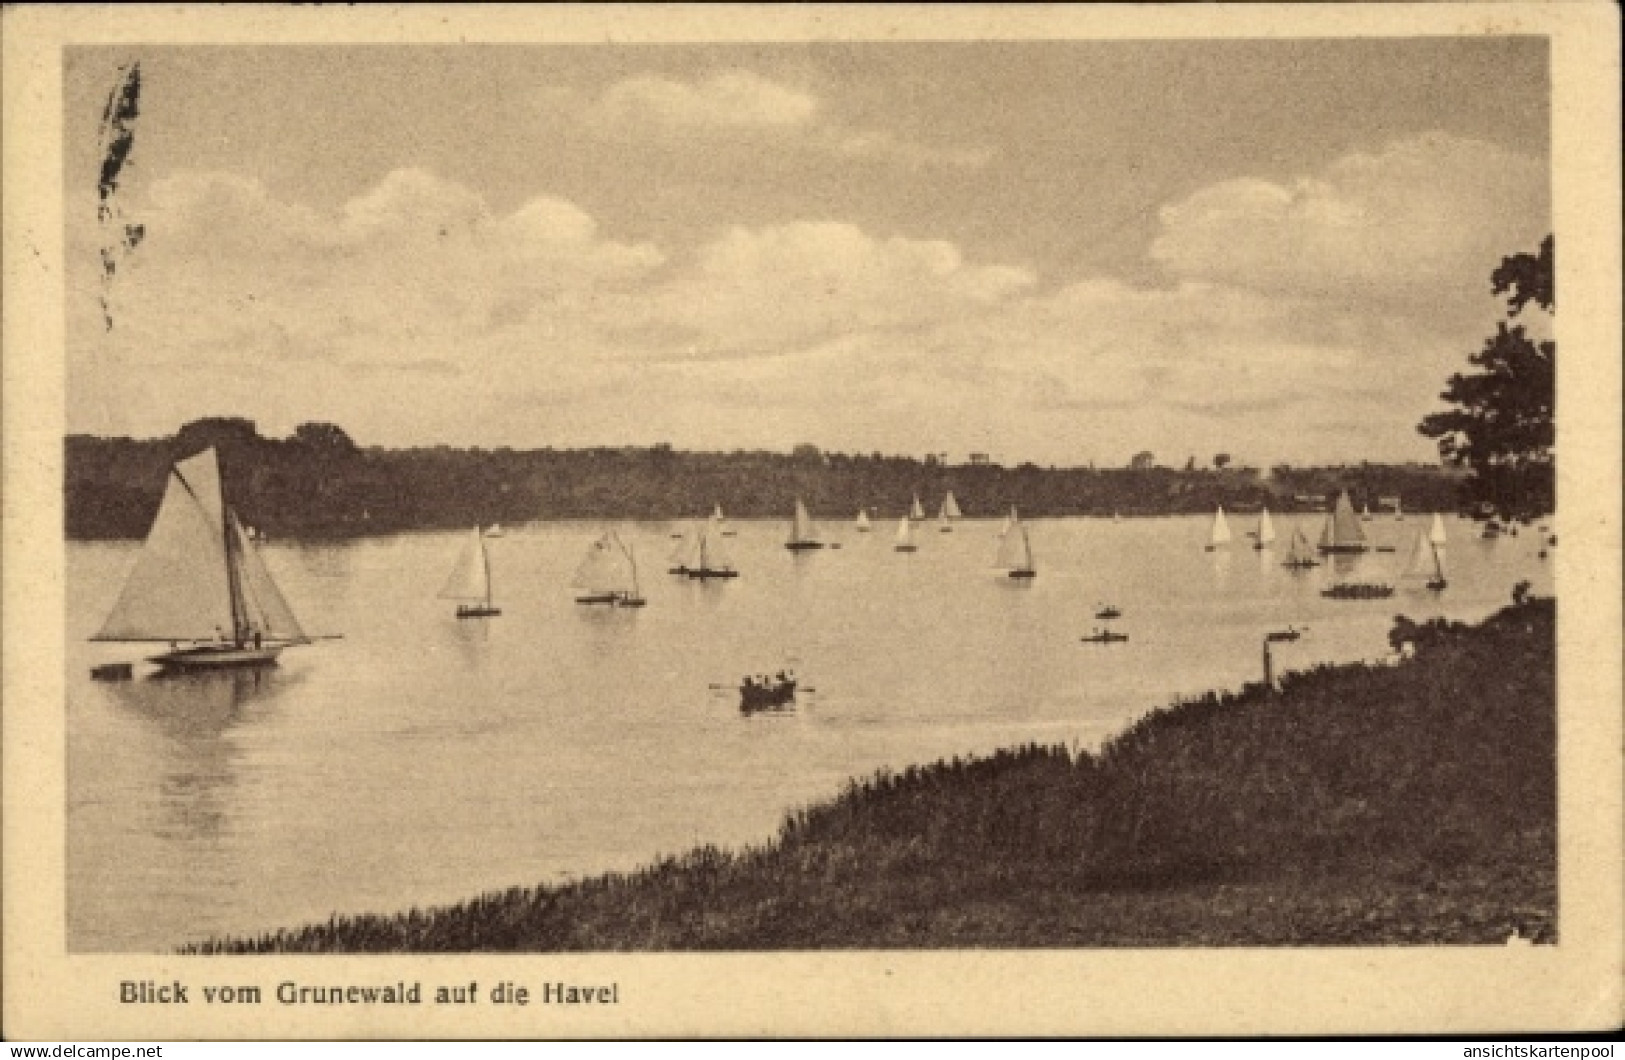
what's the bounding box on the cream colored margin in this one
[4,3,1620,1040]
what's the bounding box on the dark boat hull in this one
[784,542,825,551]
[685,568,738,580]
[740,680,797,711]
[1007,569,1036,580]
[456,605,502,618]
[149,644,284,670]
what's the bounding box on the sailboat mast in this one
[480,533,493,607]
[219,464,249,645]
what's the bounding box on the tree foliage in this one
[1419,236,1554,522]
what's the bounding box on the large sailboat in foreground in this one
[92,447,312,669]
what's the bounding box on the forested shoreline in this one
[66,418,1466,540]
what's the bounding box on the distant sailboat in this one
[1205,505,1233,551]
[855,509,872,532]
[938,491,961,532]
[92,447,313,669]
[1405,529,1448,592]
[1252,508,1277,550]
[1282,526,1321,569]
[1361,503,1374,522]
[442,527,501,617]
[785,499,825,551]
[713,504,736,537]
[1317,491,1370,554]
[909,494,926,521]
[894,516,919,553]
[999,506,1018,537]
[1428,512,1448,547]
[484,524,504,538]
[572,530,645,606]
[671,520,737,579]
[994,512,1036,579]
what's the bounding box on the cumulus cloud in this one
[539,71,992,169]
[1150,133,1549,312]
[70,134,1539,465]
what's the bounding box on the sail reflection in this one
[99,668,294,843]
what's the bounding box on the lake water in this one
[66,514,1553,951]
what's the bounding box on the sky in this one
[64,38,1551,466]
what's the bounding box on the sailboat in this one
[1361,503,1374,522]
[909,494,926,521]
[999,506,1017,537]
[442,527,501,617]
[1282,526,1321,568]
[1317,491,1370,554]
[894,516,919,553]
[1405,529,1449,592]
[785,499,825,551]
[713,504,736,537]
[855,509,872,532]
[994,511,1036,579]
[484,524,504,538]
[572,530,645,606]
[672,519,738,579]
[938,491,962,532]
[1428,512,1448,547]
[93,447,313,669]
[1252,507,1277,551]
[1204,505,1233,551]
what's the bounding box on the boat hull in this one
[148,644,284,670]
[685,568,738,580]
[574,593,619,605]
[1317,544,1370,554]
[456,605,502,618]
[784,542,825,551]
[1007,569,1037,580]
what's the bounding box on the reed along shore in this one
[186,596,1554,952]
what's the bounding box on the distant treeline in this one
[66,417,1468,540]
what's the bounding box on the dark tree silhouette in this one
[1419,236,1554,523]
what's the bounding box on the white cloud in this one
[539,71,992,169]
[1150,132,1549,312]
[70,140,1537,465]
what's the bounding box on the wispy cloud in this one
[537,71,994,170]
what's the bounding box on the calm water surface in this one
[67,514,1552,950]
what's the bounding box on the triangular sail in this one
[95,448,237,641]
[1330,491,1367,546]
[1430,542,1448,581]
[994,519,1033,571]
[789,499,819,544]
[572,531,637,593]
[1428,512,1448,546]
[1209,506,1233,546]
[942,492,962,519]
[910,495,925,520]
[895,517,915,547]
[439,528,492,603]
[1257,508,1276,545]
[856,510,871,530]
[1405,530,1433,577]
[1286,527,1315,565]
[229,513,306,642]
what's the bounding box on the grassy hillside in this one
[186,597,1554,952]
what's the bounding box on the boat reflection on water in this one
[96,668,295,843]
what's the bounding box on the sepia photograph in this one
[5,2,1620,1041]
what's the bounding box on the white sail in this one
[1257,508,1277,546]
[999,506,1018,536]
[1428,512,1448,546]
[229,513,306,642]
[789,499,819,545]
[909,494,925,520]
[1431,542,1448,580]
[572,531,637,593]
[1285,526,1316,565]
[856,510,871,530]
[697,524,734,571]
[994,520,1034,571]
[942,492,962,519]
[95,449,237,641]
[1209,506,1233,547]
[1327,491,1368,547]
[440,528,492,603]
[712,504,724,522]
[895,517,916,548]
[1405,530,1433,577]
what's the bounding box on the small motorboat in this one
[1095,604,1122,620]
[1080,629,1128,644]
